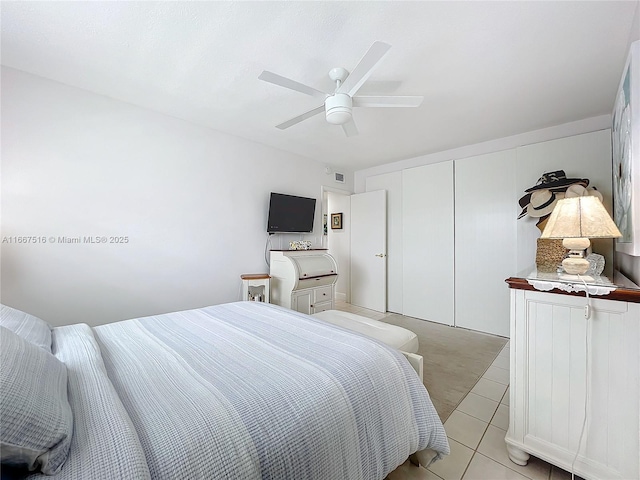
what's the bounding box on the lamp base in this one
[561,237,591,275]
[562,257,590,275]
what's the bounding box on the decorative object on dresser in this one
[240,274,270,302]
[540,196,621,275]
[612,39,640,256]
[534,239,568,273]
[505,272,640,480]
[269,250,337,314]
[330,212,343,229]
[289,240,312,250]
[518,171,614,275]
[585,252,605,276]
[517,170,591,273]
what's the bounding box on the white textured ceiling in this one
[1,1,638,171]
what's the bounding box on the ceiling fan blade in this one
[337,41,392,97]
[276,105,325,130]
[353,96,424,108]
[259,71,328,99]
[341,119,359,137]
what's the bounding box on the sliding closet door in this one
[455,150,516,337]
[402,161,454,325]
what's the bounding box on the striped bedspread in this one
[33,302,449,479]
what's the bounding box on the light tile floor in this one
[336,302,584,480]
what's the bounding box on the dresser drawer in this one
[312,301,333,314]
[314,285,333,303]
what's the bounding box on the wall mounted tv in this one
[267,192,316,233]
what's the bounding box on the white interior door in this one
[350,190,387,312]
[366,171,403,314]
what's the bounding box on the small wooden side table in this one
[241,274,271,303]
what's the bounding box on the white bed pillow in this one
[0,304,52,352]
[0,326,73,474]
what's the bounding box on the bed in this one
[1,301,449,479]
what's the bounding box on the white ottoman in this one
[312,310,419,354]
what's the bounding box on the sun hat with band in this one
[517,189,564,219]
[517,170,589,218]
[526,190,565,218]
[524,170,589,193]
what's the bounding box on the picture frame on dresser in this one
[612,39,640,256]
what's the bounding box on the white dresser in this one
[505,272,640,480]
[269,250,338,315]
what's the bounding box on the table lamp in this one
[540,196,621,275]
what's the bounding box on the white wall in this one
[0,67,353,326]
[354,116,612,193]
[327,192,351,302]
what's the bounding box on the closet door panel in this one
[455,150,517,337]
[402,162,454,325]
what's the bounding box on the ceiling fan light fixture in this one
[259,42,420,136]
[325,93,352,125]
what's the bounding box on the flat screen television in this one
[267,192,316,233]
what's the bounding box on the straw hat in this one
[564,184,603,202]
[517,172,590,219]
[527,190,565,218]
[524,170,589,193]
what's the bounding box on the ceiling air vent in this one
[334,172,345,183]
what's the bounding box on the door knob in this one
[374,253,386,257]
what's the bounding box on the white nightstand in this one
[241,274,270,303]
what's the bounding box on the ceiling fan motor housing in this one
[325,93,353,125]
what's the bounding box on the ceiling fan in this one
[258,41,423,137]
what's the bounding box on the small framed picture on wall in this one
[331,213,343,229]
